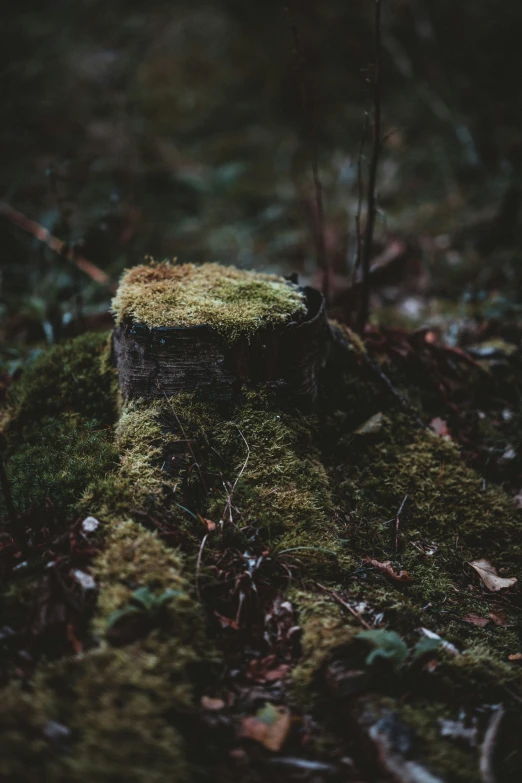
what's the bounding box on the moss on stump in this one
[112,260,329,403]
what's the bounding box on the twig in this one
[196,532,209,596]
[395,493,408,552]
[352,112,369,289]
[358,0,383,333]
[315,582,372,630]
[479,706,504,783]
[222,427,250,525]
[285,3,329,305]
[0,203,112,288]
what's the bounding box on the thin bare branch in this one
[0,202,112,288]
[357,0,383,332]
[480,706,504,783]
[315,582,372,630]
[222,427,250,525]
[285,3,329,305]
[352,111,370,289]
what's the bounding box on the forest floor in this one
[2,279,522,782]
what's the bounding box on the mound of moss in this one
[0,520,213,783]
[0,332,119,519]
[2,310,522,781]
[111,260,307,341]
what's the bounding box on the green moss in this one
[82,395,213,522]
[0,518,215,782]
[91,518,207,637]
[1,333,119,518]
[396,701,480,783]
[3,295,522,778]
[86,389,347,574]
[0,683,55,782]
[290,589,360,700]
[111,260,307,341]
[206,392,347,569]
[4,331,118,430]
[4,415,117,516]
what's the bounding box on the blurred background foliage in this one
[3,0,522,366]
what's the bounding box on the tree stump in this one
[112,261,330,404]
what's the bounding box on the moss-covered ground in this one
[2,320,522,781]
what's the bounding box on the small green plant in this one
[357,629,443,671]
[106,586,182,628]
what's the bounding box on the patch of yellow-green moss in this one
[111,260,307,341]
[91,518,206,636]
[290,590,360,702]
[208,391,348,569]
[86,389,347,574]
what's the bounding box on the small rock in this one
[72,570,96,590]
[82,516,100,533]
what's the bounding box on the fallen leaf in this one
[469,559,517,592]
[489,610,513,627]
[364,557,413,582]
[508,653,522,661]
[214,611,239,630]
[239,703,291,752]
[462,613,490,628]
[199,515,216,532]
[355,412,384,436]
[201,696,225,711]
[246,656,290,682]
[430,417,451,439]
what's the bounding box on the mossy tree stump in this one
[112,261,330,404]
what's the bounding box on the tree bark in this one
[113,284,330,405]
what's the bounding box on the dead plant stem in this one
[285,3,329,305]
[358,0,382,332]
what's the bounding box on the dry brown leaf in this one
[508,653,522,661]
[214,611,239,630]
[489,610,513,627]
[199,515,216,532]
[469,559,517,592]
[201,696,225,711]
[430,417,451,439]
[462,613,490,628]
[364,557,414,582]
[239,703,291,752]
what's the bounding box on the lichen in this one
[111,260,307,341]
